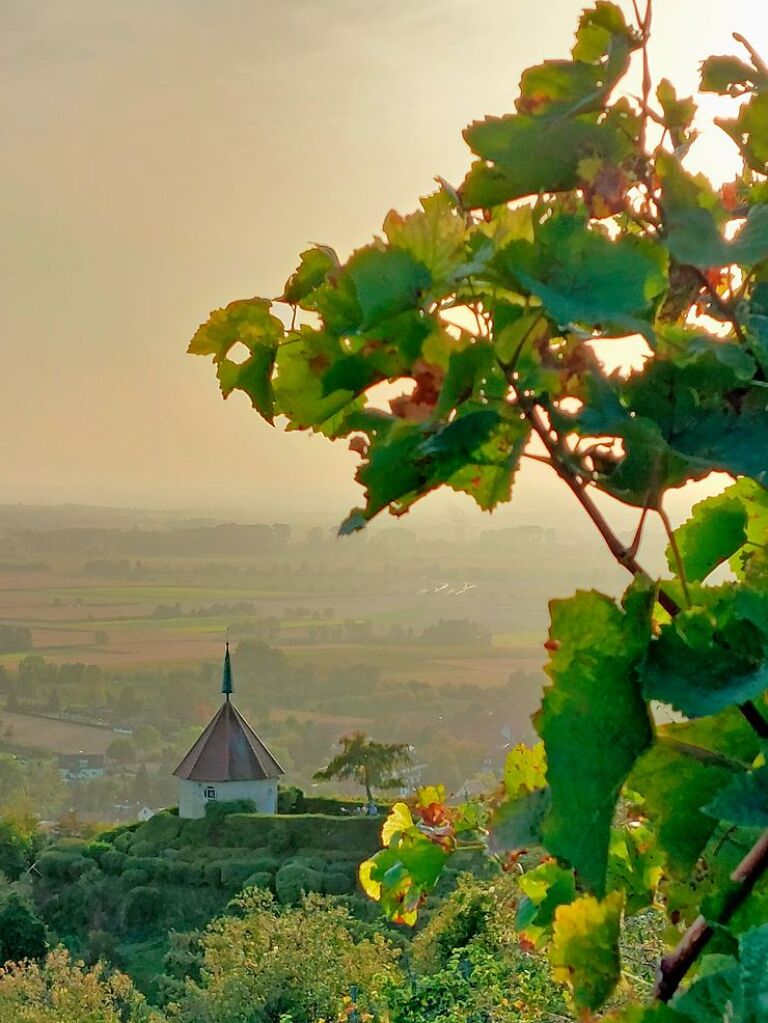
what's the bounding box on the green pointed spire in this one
[221,640,233,700]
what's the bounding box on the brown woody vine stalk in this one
[515,394,768,1001]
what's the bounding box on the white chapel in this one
[173,642,284,819]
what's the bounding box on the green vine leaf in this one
[704,766,768,828]
[538,587,653,895]
[640,587,768,718]
[281,246,338,305]
[493,212,667,339]
[629,738,740,878]
[667,492,748,583]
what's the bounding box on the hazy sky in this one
[1,0,766,528]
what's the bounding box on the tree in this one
[171,889,398,1023]
[0,755,24,805]
[106,738,136,764]
[191,1,768,1016]
[0,948,160,1023]
[133,724,162,754]
[0,892,47,964]
[131,763,151,805]
[0,815,37,881]
[0,625,32,655]
[314,732,413,803]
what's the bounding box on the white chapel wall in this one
[178,778,278,819]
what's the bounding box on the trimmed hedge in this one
[275,862,324,904]
[220,813,380,854]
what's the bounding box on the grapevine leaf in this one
[488,787,551,853]
[272,329,364,436]
[549,891,624,1012]
[460,116,629,207]
[216,345,276,420]
[671,928,768,1023]
[719,93,768,175]
[628,738,739,877]
[701,55,768,94]
[381,802,415,847]
[672,961,742,1022]
[640,588,768,718]
[703,766,768,827]
[383,191,466,286]
[658,706,763,766]
[282,246,338,305]
[351,410,530,526]
[504,742,547,798]
[359,833,449,926]
[572,2,634,64]
[345,246,431,329]
[494,213,667,340]
[603,1007,686,1023]
[667,493,748,583]
[188,297,283,361]
[741,923,768,1023]
[516,861,576,933]
[607,824,664,916]
[666,204,768,269]
[537,588,653,895]
[656,79,696,133]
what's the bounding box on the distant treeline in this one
[0,624,32,654]
[14,522,292,557]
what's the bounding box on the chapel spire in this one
[221,636,233,700]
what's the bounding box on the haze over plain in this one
[2,0,766,530]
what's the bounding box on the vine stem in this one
[655,831,768,1001]
[519,400,678,615]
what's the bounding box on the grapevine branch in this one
[656,831,768,1000]
[517,395,768,1000]
[519,399,768,738]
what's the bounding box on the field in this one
[0,710,115,754]
[0,511,626,801]
[0,554,551,680]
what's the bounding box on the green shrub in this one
[275,863,324,904]
[244,871,274,891]
[134,811,182,847]
[84,840,111,861]
[37,850,91,881]
[112,832,133,853]
[204,798,256,820]
[292,854,329,872]
[122,885,163,930]
[203,862,223,886]
[323,868,355,896]
[121,868,149,888]
[128,839,155,856]
[168,861,201,885]
[277,784,306,814]
[247,854,279,873]
[220,859,262,888]
[219,813,380,855]
[100,849,127,874]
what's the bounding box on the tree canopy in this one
[314,732,413,803]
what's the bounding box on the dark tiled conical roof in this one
[173,701,283,782]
